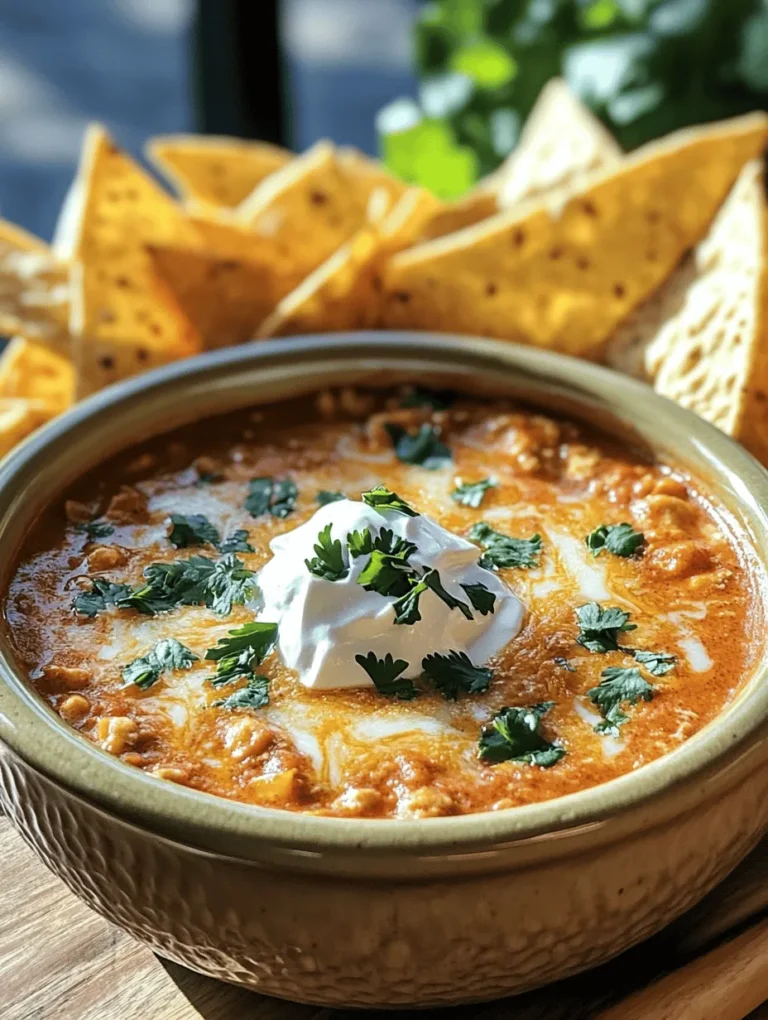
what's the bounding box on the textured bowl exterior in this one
[1,334,768,1007]
[2,746,766,1007]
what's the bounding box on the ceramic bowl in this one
[1,334,767,1008]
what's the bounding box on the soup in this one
[5,385,759,818]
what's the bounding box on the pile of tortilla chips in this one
[2,78,768,463]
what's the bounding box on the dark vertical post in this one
[192,0,286,144]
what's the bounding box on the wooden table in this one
[2,815,766,1020]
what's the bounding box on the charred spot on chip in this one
[218,259,240,272]
[613,283,626,299]
[392,291,411,304]
[310,190,329,206]
[582,200,598,218]
[549,246,563,260]
[149,323,163,336]
[136,348,149,364]
[646,210,661,224]
[99,356,115,370]
[576,256,590,271]
[115,276,131,289]
[485,282,498,297]
[511,228,526,248]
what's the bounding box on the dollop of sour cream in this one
[256,499,525,690]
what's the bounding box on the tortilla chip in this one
[0,221,70,353]
[235,141,373,282]
[380,111,768,359]
[422,79,622,240]
[0,336,74,413]
[0,397,53,459]
[67,125,201,394]
[610,159,768,461]
[73,325,187,398]
[337,146,410,205]
[258,189,441,338]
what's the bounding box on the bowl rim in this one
[1,331,768,860]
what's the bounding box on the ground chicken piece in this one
[86,545,128,572]
[105,486,148,524]
[97,716,138,755]
[43,664,90,689]
[59,694,90,723]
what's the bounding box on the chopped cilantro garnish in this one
[423,569,473,619]
[75,520,114,542]
[554,656,576,672]
[244,476,297,519]
[633,649,676,676]
[587,666,654,736]
[205,554,258,615]
[73,578,133,618]
[347,525,417,561]
[460,582,496,616]
[219,529,254,554]
[214,676,270,710]
[421,650,492,700]
[478,703,565,766]
[452,478,495,508]
[392,578,428,625]
[317,490,345,506]
[305,523,349,581]
[361,484,418,517]
[348,528,374,558]
[575,603,637,653]
[120,554,255,617]
[357,548,416,597]
[469,521,542,570]
[122,638,198,690]
[205,622,278,693]
[586,523,645,559]
[168,513,221,550]
[355,651,418,700]
[399,385,456,410]
[195,471,223,486]
[386,423,452,469]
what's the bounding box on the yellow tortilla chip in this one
[337,146,410,205]
[146,135,291,208]
[0,221,70,353]
[610,159,768,462]
[235,141,373,282]
[258,189,441,338]
[0,397,53,459]
[422,79,622,240]
[67,124,201,393]
[73,327,187,398]
[380,111,768,359]
[0,336,74,413]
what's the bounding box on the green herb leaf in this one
[386,422,452,469]
[452,478,495,508]
[348,528,374,558]
[423,569,473,619]
[73,578,133,618]
[214,675,270,710]
[392,578,428,625]
[122,638,198,690]
[168,513,221,550]
[205,622,278,692]
[554,656,576,673]
[75,520,115,541]
[120,554,255,617]
[317,490,346,506]
[245,476,297,519]
[305,523,349,581]
[633,649,676,676]
[478,703,565,766]
[460,582,496,615]
[422,650,492,700]
[219,529,254,554]
[586,523,645,558]
[205,554,258,615]
[357,548,417,597]
[361,484,418,517]
[576,603,637,653]
[587,666,654,737]
[195,470,223,486]
[469,521,542,570]
[355,651,418,700]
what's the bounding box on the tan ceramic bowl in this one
[1,334,767,1008]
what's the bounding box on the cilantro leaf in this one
[195,470,223,486]
[399,385,456,410]
[576,603,637,653]
[205,554,257,615]
[421,650,492,700]
[587,666,654,736]
[361,484,418,517]
[122,638,198,690]
[73,578,133,618]
[168,513,221,550]
[357,548,417,597]
[317,490,345,506]
[633,649,676,676]
[245,476,297,519]
[119,554,255,617]
[214,675,270,710]
[75,520,115,541]
[305,523,349,581]
[469,522,542,570]
[392,578,428,625]
[355,651,418,700]
[452,478,495,508]
[348,528,374,558]
[386,423,452,469]
[586,523,645,559]
[371,527,418,559]
[460,582,496,615]
[205,622,278,692]
[478,702,565,766]
[423,569,473,619]
[219,529,254,554]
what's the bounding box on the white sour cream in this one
[256,499,525,690]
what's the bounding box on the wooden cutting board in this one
[1,814,766,1020]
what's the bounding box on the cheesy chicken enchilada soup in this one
[5,386,760,819]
